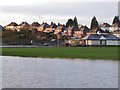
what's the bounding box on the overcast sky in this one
[0,0,119,28]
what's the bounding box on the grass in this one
[2,47,119,60]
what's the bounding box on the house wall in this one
[106,40,120,45]
[113,34,120,38]
[37,26,43,32]
[86,40,100,45]
[6,26,16,30]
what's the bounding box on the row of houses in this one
[2,17,120,46]
[4,21,120,36]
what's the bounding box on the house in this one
[0,25,4,30]
[37,23,44,32]
[100,22,111,32]
[74,25,91,38]
[44,24,53,33]
[39,22,58,33]
[111,30,120,38]
[65,26,73,36]
[87,26,108,35]
[5,22,18,30]
[82,34,120,46]
[30,22,40,30]
[96,28,108,34]
[54,25,62,35]
[109,22,120,32]
[17,22,30,31]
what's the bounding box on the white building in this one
[82,34,120,46]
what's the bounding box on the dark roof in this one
[7,22,18,26]
[82,34,120,40]
[102,34,120,40]
[43,23,50,28]
[97,28,107,33]
[101,23,111,27]
[61,25,66,31]
[31,22,40,27]
[88,34,100,40]
[52,23,58,28]
[19,22,30,26]
[83,26,91,33]
[0,25,4,30]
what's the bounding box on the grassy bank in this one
[2,47,119,60]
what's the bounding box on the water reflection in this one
[2,56,118,88]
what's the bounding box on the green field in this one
[2,47,119,60]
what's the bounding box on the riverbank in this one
[2,47,119,60]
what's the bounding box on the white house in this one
[82,34,120,46]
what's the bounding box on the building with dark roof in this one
[111,30,120,38]
[5,22,18,30]
[74,25,91,38]
[82,34,120,46]
[0,25,4,30]
[31,22,40,27]
[17,22,30,30]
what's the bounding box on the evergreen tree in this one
[112,16,119,24]
[73,16,78,29]
[90,16,99,29]
[66,19,74,27]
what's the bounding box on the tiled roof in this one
[43,23,50,28]
[0,25,4,30]
[7,22,18,26]
[97,28,107,33]
[19,22,30,26]
[100,23,111,27]
[31,22,40,27]
[83,26,91,33]
[102,34,120,40]
[82,34,120,40]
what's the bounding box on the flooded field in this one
[1,56,118,88]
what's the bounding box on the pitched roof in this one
[43,23,50,28]
[52,23,58,28]
[97,28,107,33]
[61,25,66,31]
[0,25,4,30]
[83,26,91,33]
[19,22,30,26]
[7,22,18,26]
[102,34,120,40]
[31,22,40,27]
[112,30,120,34]
[82,34,120,40]
[100,22,111,27]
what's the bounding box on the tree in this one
[112,16,119,24]
[66,19,74,27]
[90,16,99,29]
[73,17,78,29]
[2,30,17,44]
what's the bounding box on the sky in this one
[0,0,119,28]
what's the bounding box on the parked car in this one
[42,43,48,46]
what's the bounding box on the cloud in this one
[0,2,118,27]
[0,0,119,6]
[1,2,117,17]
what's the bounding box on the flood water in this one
[1,56,118,88]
